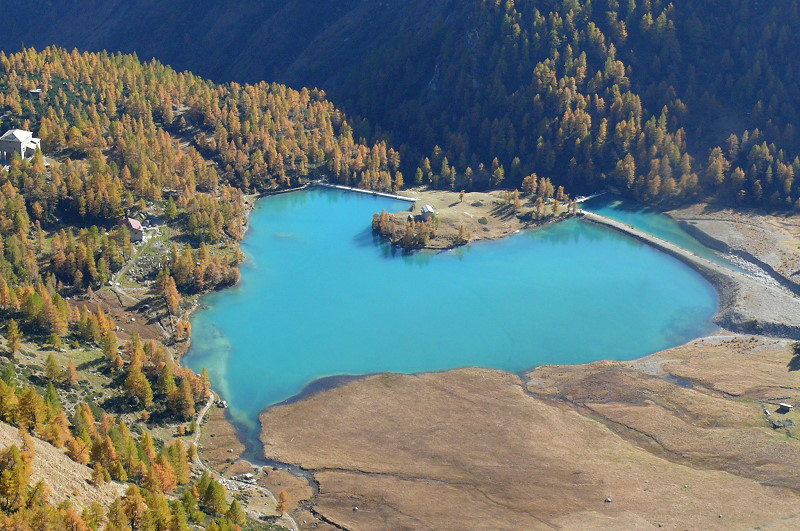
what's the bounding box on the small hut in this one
[122,218,144,242]
[421,204,435,221]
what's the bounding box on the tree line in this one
[334,0,800,210]
[0,436,247,529]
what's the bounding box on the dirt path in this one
[194,392,299,531]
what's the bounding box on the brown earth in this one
[87,288,169,343]
[260,336,800,530]
[196,405,247,474]
[255,198,800,529]
[0,421,125,509]
[197,402,312,528]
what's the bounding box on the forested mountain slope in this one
[0,46,397,527]
[3,0,800,209]
[1,0,446,89]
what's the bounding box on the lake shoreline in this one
[259,333,800,529]
[188,186,719,423]
[184,186,800,529]
[366,186,800,338]
[581,211,800,340]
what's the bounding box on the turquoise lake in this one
[581,194,735,268]
[185,188,719,447]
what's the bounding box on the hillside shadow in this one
[788,342,800,371]
[77,357,105,371]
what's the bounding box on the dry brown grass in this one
[383,187,569,249]
[260,336,800,530]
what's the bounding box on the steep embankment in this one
[0,422,124,509]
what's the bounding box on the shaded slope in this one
[3,1,800,210]
[0,421,124,509]
[1,0,451,88]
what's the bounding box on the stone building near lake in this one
[122,217,144,242]
[421,204,435,221]
[0,129,41,161]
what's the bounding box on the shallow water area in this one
[185,188,719,449]
[581,194,736,268]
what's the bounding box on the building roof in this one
[421,204,435,213]
[0,129,34,142]
[123,218,143,231]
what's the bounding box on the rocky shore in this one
[667,205,800,339]
[582,211,800,340]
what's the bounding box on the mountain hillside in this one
[2,0,447,88]
[0,421,124,509]
[0,46,341,528]
[3,0,800,209]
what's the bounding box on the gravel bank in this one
[583,212,800,339]
[668,207,800,338]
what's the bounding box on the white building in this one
[421,204,435,221]
[0,129,41,161]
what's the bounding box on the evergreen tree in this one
[124,365,154,408]
[0,445,30,512]
[0,359,16,386]
[45,353,62,383]
[171,378,195,419]
[201,479,228,516]
[157,363,177,396]
[6,320,21,355]
[226,499,245,526]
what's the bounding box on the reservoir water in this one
[185,188,719,448]
[581,194,735,268]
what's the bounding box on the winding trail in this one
[193,392,300,531]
